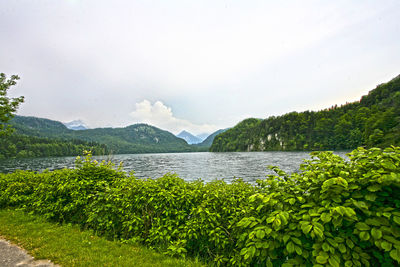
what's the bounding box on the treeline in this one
[211,74,400,152]
[0,134,108,159]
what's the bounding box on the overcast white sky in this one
[1,0,399,135]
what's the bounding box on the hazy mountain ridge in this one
[210,74,400,152]
[177,130,202,144]
[196,133,210,142]
[64,120,88,130]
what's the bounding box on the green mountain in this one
[71,124,194,154]
[210,74,400,152]
[10,116,73,140]
[7,116,196,155]
[195,129,228,147]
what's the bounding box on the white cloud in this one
[130,100,218,135]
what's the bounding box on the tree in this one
[0,73,24,136]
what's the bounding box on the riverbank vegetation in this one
[1,147,399,266]
[211,74,400,152]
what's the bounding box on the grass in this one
[0,209,205,267]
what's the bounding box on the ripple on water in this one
[0,151,349,183]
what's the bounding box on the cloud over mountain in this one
[130,100,217,135]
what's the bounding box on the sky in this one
[1,0,400,135]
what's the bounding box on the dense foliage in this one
[0,134,108,159]
[211,74,400,152]
[0,73,24,136]
[1,147,399,266]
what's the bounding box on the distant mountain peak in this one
[63,120,88,130]
[177,130,202,144]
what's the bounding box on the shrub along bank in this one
[0,148,399,266]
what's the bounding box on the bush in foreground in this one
[0,148,399,266]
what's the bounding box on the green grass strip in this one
[0,209,204,267]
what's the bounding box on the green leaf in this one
[237,218,249,227]
[279,212,288,225]
[393,216,400,225]
[248,246,256,257]
[345,260,353,267]
[302,224,312,234]
[367,184,381,192]
[346,239,355,249]
[327,238,338,248]
[291,237,302,245]
[316,255,328,264]
[256,230,265,239]
[313,227,324,239]
[314,222,324,231]
[286,241,295,253]
[382,235,400,245]
[382,161,396,170]
[273,218,281,230]
[365,218,382,226]
[338,243,347,253]
[365,194,377,202]
[283,234,290,243]
[371,228,382,239]
[295,245,302,255]
[381,241,392,251]
[261,241,270,248]
[355,222,370,231]
[266,216,275,223]
[344,207,356,217]
[322,243,330,252]
[389,248,400,263]
[328,256,340,267]
[321,212,332,223]
[359,231,370,241]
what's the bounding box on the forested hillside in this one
[0,134,108,159]
[211,74,400,152]
[2,116,196,158]
[70,124,195,154]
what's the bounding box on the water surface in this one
[0,151,348,183]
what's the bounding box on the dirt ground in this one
[0,238,58,267]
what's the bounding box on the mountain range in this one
[5,116,224,157]
[176,130,203,144]
[10,116,193,154]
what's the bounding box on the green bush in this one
[0,147,399,266]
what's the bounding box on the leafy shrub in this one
[0,147,399,266]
